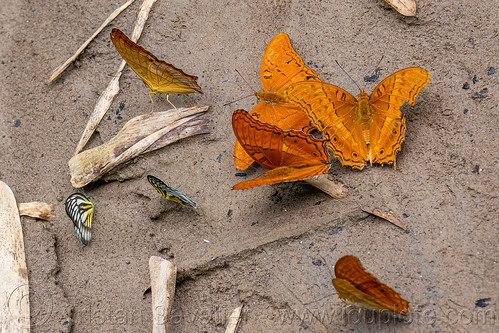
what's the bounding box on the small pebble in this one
[227,209,232,217]
[203,238,210,243]
[235,172,247,177]
[329,227,343,235]
[364,67,380,82]
[311,259,322,266]
[119,102,125,111]
[472,88,488,99]
[475,298,491,308]
[463,108,469,114]
[472,75,478,84]
[314,200,321,206]
[403,213,409,218]
[216,154,222,163]
[13,119,21,127]
[488,67,495,75]
[462,82,470,89]
[63,321,69,326]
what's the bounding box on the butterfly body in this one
[286,67,430,170]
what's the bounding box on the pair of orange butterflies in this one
[232,33,430,190]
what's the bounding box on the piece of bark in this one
[383,0,416,16]
[149,256,177,333]
[0,181,30,332]
[47,0,137,83]
[68,105,210,188]
[18,202,55,221]
[225,305,243,333]
[74,0,158,154]
[363,208,409,231]
[305,174,348,199]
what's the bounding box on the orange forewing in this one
[232,110,330,190]
[110,28,202,95]
[332,255,409,316]
[286,67,430,170]
[234,33,321,170]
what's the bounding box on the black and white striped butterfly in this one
[65,193,94,245]
[147,175,197,208]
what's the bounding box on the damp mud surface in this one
[0,0,497,332]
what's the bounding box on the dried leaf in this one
[18,202,55,221]
[304,174,348,199]
[363,208,408,230]
[69,105,210,188]
[74,0,158,155]
[384,0,417,16]
[47,0,137,83]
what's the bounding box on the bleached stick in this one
[149,256,177,333]
[47,0,137,83]
[74,0,157,155]
[225,305,243,333]
[0,181,30,332]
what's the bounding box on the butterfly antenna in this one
[223,93,255,107]
[335,60,362,92]
[235,68,257,92]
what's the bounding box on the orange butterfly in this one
[234,33,322,170]
[286,67,430,170]
[110,28,202,108]
[332,255,409,316]
[232,110,330,190]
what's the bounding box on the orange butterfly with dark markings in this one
[332,255,409,316]
[232,110,330,190]
[110,28,202,108]
[234,33,322,170]
[286,67,430,170]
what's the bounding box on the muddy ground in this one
[0,0,497,332]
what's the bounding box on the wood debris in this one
[69,105,209,188]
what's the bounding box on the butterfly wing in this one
[234,101,315,170]
[260,33,321,93]
[286,82,368,169]
[147,175,197,208]
[334,255,409,315]
[368,67,430,167]
[65,193,94,245]
[110,29,202,95]
[233,110,329,170]
[233,165,330,190]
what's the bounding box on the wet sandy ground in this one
[0,0,497,332]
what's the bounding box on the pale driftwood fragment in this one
[363,208,409,231]
[305,174,348,199]
[18,202,55,221]
[47,0,137,83]
[149,256,177,333]
[225,305,243,333]
[383,0,416,16]
[74,0,158,155]
[69,106,209,188]
[0,181,30,332]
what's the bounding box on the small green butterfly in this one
[65,193,94,245]
[147,175,197,208]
